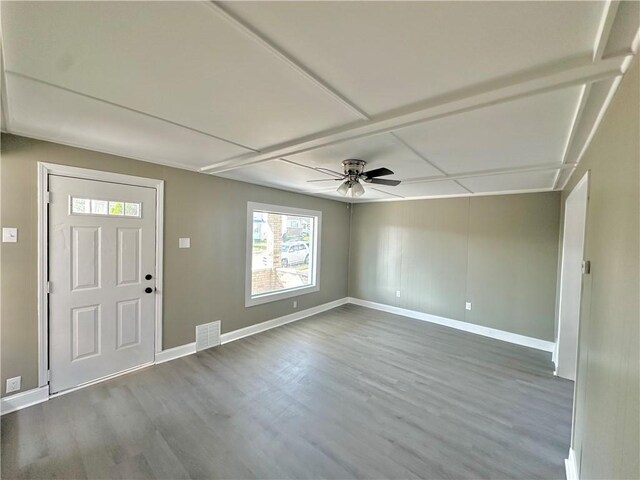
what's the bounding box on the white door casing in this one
[556,172,589,381]
[49,175,157,393]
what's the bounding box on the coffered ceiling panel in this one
[394,86,583,174]
[283,133,443,180]
[369,181,469,202]
[218,159,339,196]
[4,73,250,170]
[1,1,361,149]
[222,1,603,115]
[459,171,557,193]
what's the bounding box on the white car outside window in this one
[281,242,310,267]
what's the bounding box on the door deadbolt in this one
[145,274,153,280]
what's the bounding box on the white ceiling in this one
[1,1,638,202]
[221,1,602,115]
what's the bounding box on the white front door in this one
[49,175,157,393]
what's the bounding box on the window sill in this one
[245,284,320,307]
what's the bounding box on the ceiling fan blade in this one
[369,178,401,187]
[307,178,341,183]
[316,167,345,178]
[363,167,394,178]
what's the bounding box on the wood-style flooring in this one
[1,304,574,479]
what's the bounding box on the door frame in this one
[554,170,590,378]
[37,162,164,388]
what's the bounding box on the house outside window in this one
[246,202,321,306]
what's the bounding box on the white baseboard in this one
[1,386,49,415]
[348,297,555,352]
[155,342,197,364]
[221,297,349,344]
[1,298,349,416]
[156,298,348,359]
[2,295,555,416]
[565,448,579,480]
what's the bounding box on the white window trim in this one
[245,202,321,307]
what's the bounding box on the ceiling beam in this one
[553,0,617,188]
[201,54,631,174]
[203,1,462,187]
[593,1,620,61]
[557,74,624,190]
[554,2,637,189]
[552,83,591,189]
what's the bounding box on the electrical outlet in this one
[465,302,472,311]
[293,300,297,309]
[6,376,21,394]
[396,290,401,298]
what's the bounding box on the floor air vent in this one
[196,321,221,351]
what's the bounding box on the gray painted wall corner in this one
[348,192,561,341]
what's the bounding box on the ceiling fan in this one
[308,159,401,197]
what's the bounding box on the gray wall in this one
[0,133,351,396]
[560,59,638,480]
[349,192,561,341]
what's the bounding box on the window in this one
[70,196,141,218]
[246,202,321,307]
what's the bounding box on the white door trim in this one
[557,170,590,465]
[555,170,590,379]
[37,162,164,388]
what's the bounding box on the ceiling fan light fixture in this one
[331,159,399,197]
[337,181,350,196]
[351,180,365,197]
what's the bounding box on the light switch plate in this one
[179,237,191,249]
[465,302,472,311]
[2,227,18,243]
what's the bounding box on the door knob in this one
[145,274,153,280]
[145,287,153,294]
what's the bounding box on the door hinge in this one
[46,281,52,293]
[45,191,51,204]
[47,370,51,381]
[582,260,591,275]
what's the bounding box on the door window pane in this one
[124,203,141,217]
[108,201,125,216]
[91,199,108,215]
[71,197,142,218]
[71,198,91,214]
